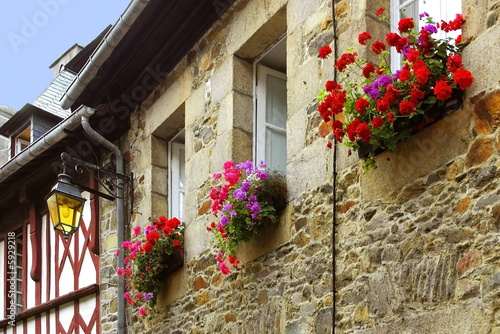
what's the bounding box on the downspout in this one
[331,0,338,332]
[81,115,126,334]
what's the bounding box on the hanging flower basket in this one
[116,216,184,316]
[316,8,473,172]
[207,160,286,275]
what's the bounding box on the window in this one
[12,125,31,158]
[254,37,287,173]
[390,0,462,70]
[169,130,185,221]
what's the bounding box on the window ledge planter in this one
[316,9,473,172]
[207,160,286,275]
[357,88,464,159]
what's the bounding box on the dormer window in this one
[15,126,31,156]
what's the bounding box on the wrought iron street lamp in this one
[46,152,132,239]
[45,162,86,239]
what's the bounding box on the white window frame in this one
[254,64,287,172]
[168,131,185,222]
[390,0,462,71]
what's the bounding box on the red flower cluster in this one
[398,17,414,32]
[335,52,357,72]
[440,14,465,32]
[358,32,371,45]
[318,87,346,122]
[371,41,386,55]
[319,45,332,59]
[315,8,474,172]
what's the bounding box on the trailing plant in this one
[116,216,184,315]
[207,160,286,275]
[316,8,474,172]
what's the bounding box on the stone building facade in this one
[94,0,500,333]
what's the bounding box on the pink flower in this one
[139,308,146,315]
[116,268,124,275]
[124,292,130,299]
[129,252,136,260]
[213,173,222,179]
[219,262,231,275]
[216,252,223,263]
[136,292,143,299]
[115,249,120,256]
[133,226,141,236]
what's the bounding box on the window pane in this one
[265,127,286,172]
[265,74,287,129]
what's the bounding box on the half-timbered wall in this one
[0,192,99,334]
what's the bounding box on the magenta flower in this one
[213,172,222,179]
[133,226,141,236]
[124,292,130,299]
[116,268,124,275]
[139,308,146,315]
[136,292,143,299]
[219,262,231,275]
[115,249,120,256]
[216,252,223,263]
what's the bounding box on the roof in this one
[65,0,236,111]
[33,70,76,119]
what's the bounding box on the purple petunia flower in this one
[220,215,230,226]
[230,210,237,219]
[222,203,233,212]
[423,24,438,34]
[363,84,380,100]
[419,12,429,19]
[393,70,402,80]
[233,189,247,201]
[377,75,392,87]
[144,293,154,300]
[241,181,251,192]
[251,202,261,214]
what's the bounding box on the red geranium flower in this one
[356,122,371,143]
[386,32,400,46]
[415,65,430,84]
[387,112,395,123]
[346,119,361,142]
[410,88,425,103]
[376,98,390,113]
[147,231,160,243]
[376,8,385,16]
[143,242,153,254]
[398,17,414,32]
[399,69,411,82]
[371,117,384,129]
[399,100,416,116]
[325,80,340,93]
[319,45,332,59]
[362,63,375,78]
[455,35,462,45]
[173,240,180,247]
[355,98,369,114]
[434,79,452,101]
[358,32,371,45]
[371,41,386,55]
[407,49,419,63]
[447,54,463,73]
[453,68,474,90]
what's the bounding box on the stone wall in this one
[97,0,500,333]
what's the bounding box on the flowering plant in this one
[116,216,184,315]
[317,8,474,171]
[207,161,286,275]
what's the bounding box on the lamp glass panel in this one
[46,193,61,229]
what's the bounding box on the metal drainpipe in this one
[331,0,338,332]
[81,114,126,334]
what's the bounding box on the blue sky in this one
[0,0,128,111]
